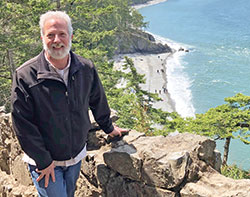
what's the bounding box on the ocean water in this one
[139,0,250,170]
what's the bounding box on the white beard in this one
[43,38,71,60]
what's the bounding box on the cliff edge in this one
[1,112,250,197]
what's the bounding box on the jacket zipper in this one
[69,74,75,157]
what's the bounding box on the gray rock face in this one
[102,133,221,192]
[115,30,172,55]
[1,109,250,197]
[0,114,35,196]
[130,0,152,6]
[181,171,250,197]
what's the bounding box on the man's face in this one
[42,17,72,60]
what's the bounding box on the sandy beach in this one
[113,0,176,113]
[113,52,176,112]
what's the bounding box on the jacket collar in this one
[37,50,82,81]
[68,51,82,76]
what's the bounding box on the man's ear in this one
[71,34,73,40]
[40,36,43,40]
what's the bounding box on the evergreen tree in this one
[107,57,167,133]
[173,93,250,165]
[0,0,52,109]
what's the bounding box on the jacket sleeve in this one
[11,71,53,170]
[89,66,114,134]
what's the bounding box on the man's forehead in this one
[44,17,68,30]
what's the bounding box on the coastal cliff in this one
[114,0,172,55]
[131,0,163,6]
[131,0,151,5]
[115,30,172,55]
[1,112,250,197]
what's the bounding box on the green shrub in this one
[221,164,250,179]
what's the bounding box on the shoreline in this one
[113,36,191,115]
[132,0,168,9]
[113,52,176,113]
[113,0,177,113]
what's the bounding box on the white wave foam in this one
[153,34,196,117]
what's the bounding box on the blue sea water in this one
[139,0,250,170]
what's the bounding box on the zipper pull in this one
[65,91,70,104]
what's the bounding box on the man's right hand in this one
[36,161,55,188]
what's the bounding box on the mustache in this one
[51,43,65,48]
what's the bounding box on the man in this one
[11,11,127,197]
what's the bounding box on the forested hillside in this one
[0,0,172,133]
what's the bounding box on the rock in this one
[0,147,10,174]
[131,0,153,6]
[103,133,221,190]
[99,131,224,196]
[0,106,6,115]
[213,149,222,172]
[103,144,142,181]
[0,113,36,196]
[0,171,36,197]
[115,30,172,54]
[181,168,250,197]
[120,130,145,144]
[11,155,33,186]
[87,129,108,150]
[104,171,176,197]
[1,108,250,197]
[75,173,101,197]
[97,164,111,187]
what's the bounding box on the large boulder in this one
[102,132,221,191]
[85,130,250,197]
[181,169,250,197]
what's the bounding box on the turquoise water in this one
[139,0,250,170]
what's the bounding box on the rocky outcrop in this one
[131,0,151,5]
[181,171,250,197]
[115,30,172,55]
[84,131,221,196]
[1,110,250,197]
[0,113,36,197]
[131,0,157,6]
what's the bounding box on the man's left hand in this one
[108,126,129,137]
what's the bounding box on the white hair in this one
[39,11,73,37]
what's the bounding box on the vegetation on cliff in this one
[221,164,250,179]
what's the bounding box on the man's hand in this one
[36,161,55,188]
[108,126,129,137]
